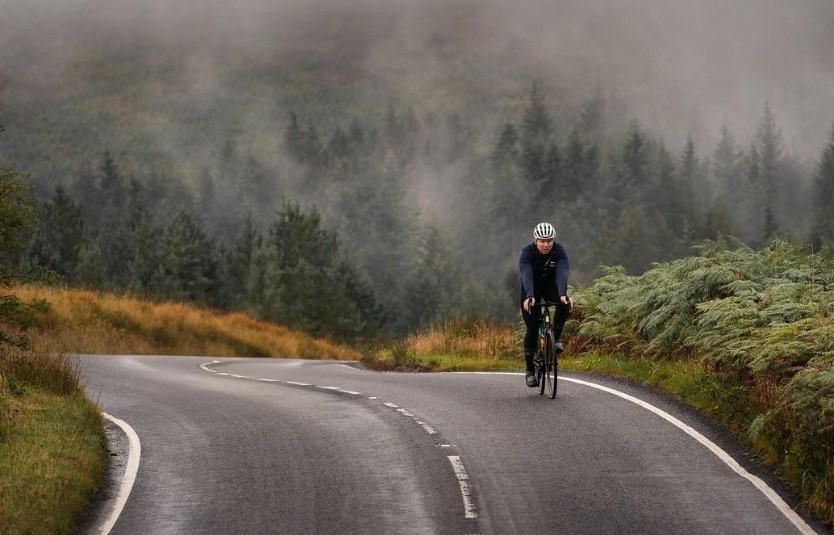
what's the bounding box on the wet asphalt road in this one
[78,355,821,535]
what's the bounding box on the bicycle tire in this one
[544,331,557,398]
[536,349,545,395]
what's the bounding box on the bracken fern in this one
[574,236,834,524]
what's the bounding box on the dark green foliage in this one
[218,216,262,311]
[27,186,84,278]
[811,124,834,249]
[0,137,45,349]
[575,237,834,519]
[402,223,459,330]
[155,212,219,303]
[7,76,830,339]
[255,203,382,339]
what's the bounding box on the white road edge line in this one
[559,376,817,535]
[98,413,141,535]
[448,455,478,519]
[456,372,816,535]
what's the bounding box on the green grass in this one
[560,353,759,438]
[0,387,106,535]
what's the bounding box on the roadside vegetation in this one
[1,284,361,535]
[13,284,362,361]
[1,146,108,534]
[3,238,833,530]
[0,350,105,535]
[367,237,834,527]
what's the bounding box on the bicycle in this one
[532,301,560,398]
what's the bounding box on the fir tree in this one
[618,120,649,206]
[652,142,681,234]
[27,186,84,278]
[402,222,459,330]
[285,111,305,161]
[578,83,606,145]
[712,121,742,199]
[562,128,596,202]
[258,203,381,338]
[679,135,701,230]
[520,80,558,211]
[126,212,162,293]
[811,124,834,248]
[754,103,785,238]
[219,215,262,310]
[156,212,218,303]
[99,151,120,191]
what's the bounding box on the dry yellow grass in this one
[13,285,361,361]
[405,317,517,358]
[364,317,523,371]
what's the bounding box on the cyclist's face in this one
[535,239,554,254]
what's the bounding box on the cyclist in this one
[519,222,571,387]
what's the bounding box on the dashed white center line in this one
[448,455,478,519]
[199,360,479,525]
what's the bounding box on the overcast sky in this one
[2,0,833,157]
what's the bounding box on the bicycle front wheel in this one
[544,331,557,398]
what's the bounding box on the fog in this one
[3,0,834,328]
[4,0,833,157]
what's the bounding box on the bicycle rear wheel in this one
[544,331,557,398]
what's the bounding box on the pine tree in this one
[562,128,596,202]
[258,203,381,338]
[652,142,681,234]
[126,212,161,293]
[754,103,785,239]
[579,83,606,145]
[285,111,305,161]
[618,120,649,206]
[219,215,262,310]
[99,151,120,191]
[756,103,784,196]
[26,186,85,278]
[679,135,701,230]
[402,222,458,330]
[712,121,742,199]
[520,81,559,213]
[0,141,41,348]
[522,80,554,144]
[156,212,218,303]
[811,124,834,248]
[736,142,763,243]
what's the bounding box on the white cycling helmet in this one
[533,222,556,240]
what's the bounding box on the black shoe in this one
[526,372,538,387]
[555,342,564,353]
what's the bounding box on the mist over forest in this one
[2,0,834,338]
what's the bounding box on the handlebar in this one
[525,297,574,312]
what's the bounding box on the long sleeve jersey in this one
[518,241,569,303]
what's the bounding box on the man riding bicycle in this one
[519,222,571,387]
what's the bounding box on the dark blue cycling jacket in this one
[519,241,569,304]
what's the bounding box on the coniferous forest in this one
[2,0,834,340]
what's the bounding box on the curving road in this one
[78,355,822,535]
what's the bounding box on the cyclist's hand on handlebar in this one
[524,297,535,313]
[561,295,574,310]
